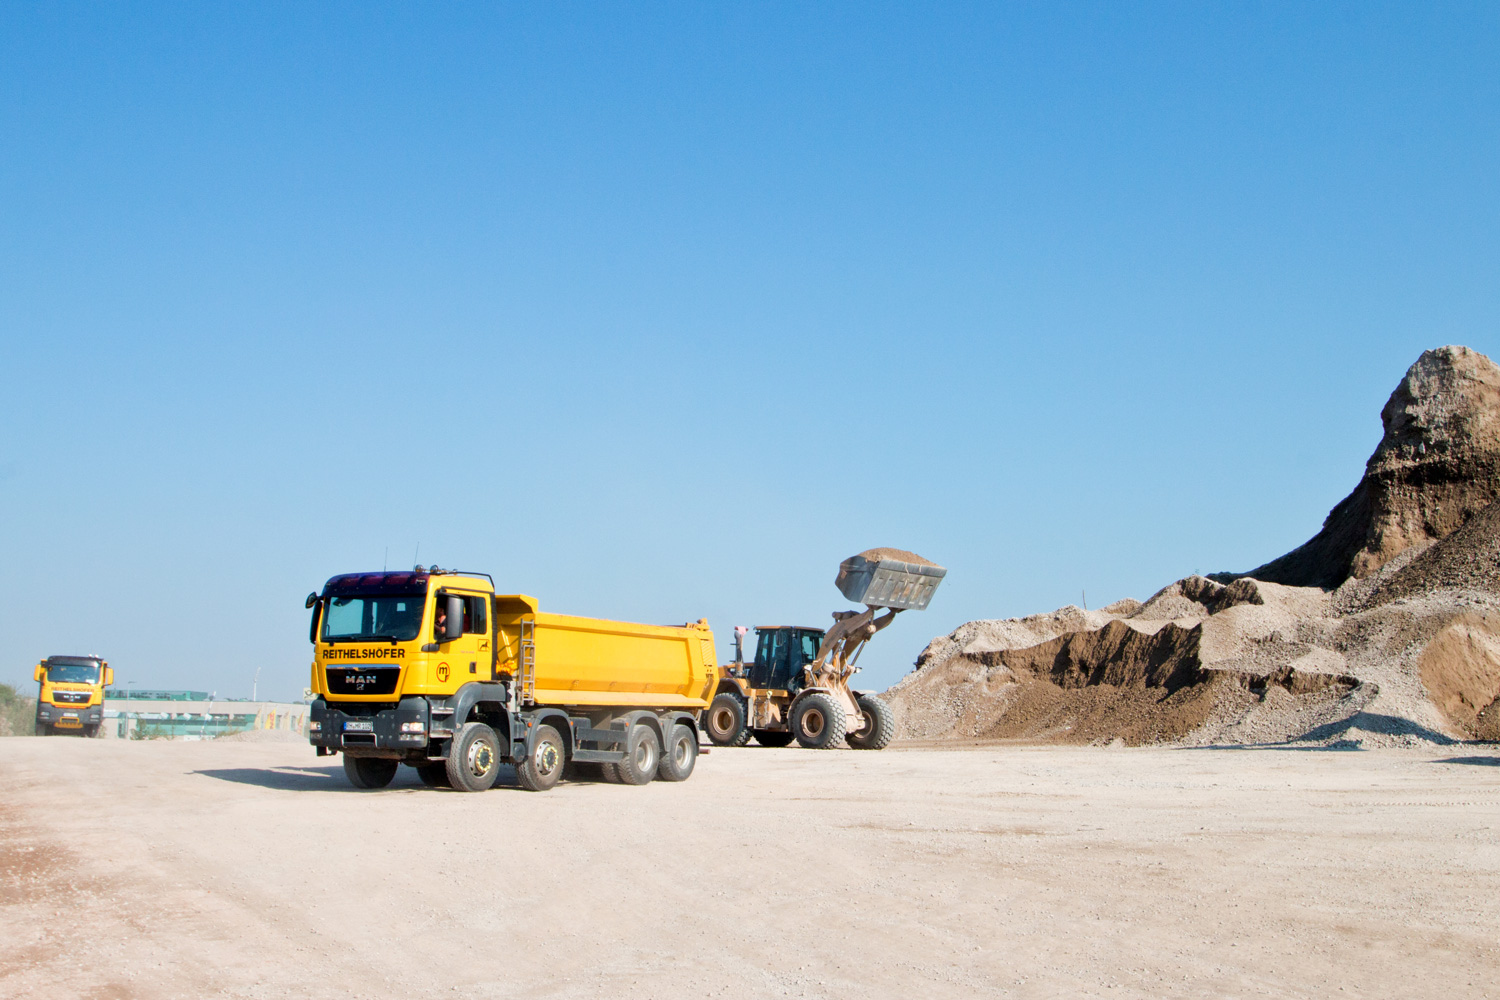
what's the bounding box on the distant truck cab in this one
[33,655,112,737]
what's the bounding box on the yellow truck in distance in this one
[306,567,717,792]
[33,655,112,737]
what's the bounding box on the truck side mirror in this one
[443,594,464,641]
[34,664,45,683]
[305,592,318,609]
[104,667,114,687]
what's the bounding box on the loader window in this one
[322,593,426,642]
[799,633,821,665]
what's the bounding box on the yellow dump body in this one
[494,596,717,710]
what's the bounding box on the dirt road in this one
[2,737,1498,999]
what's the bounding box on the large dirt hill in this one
[887,346,1500,747]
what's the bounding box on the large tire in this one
[34,723,50,737]
[343,755,398,789]
[790,692,846,750]
[704,693,750,747]
[83,724,100,739]
[516,724,566,792]
[616,724,660,785]
[446,722,503,792]
[847,694,896,750]
[752,729,795,748]
[656,724,698,782]
[416,763,451,788]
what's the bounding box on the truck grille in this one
[325,667,401,696]
[52,691,90,704]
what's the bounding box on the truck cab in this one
[34,655,112,737]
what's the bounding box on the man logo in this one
[436,663,450,682]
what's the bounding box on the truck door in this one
[434,590,490,683]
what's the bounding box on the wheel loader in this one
[703,550,946,750]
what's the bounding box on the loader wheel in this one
[447,722,503,792]
[616,724,660,785]
[846,694,896,750]
[656,724,698,782]
[752,729,795,748]
[790,693,846,750]
[416,763,451,788]
[343,755,398,789]
[704,693,750,747]
[516,724,565,792]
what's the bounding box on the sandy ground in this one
[2,738,1499,1000]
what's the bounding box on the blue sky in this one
[2,2,1497,698]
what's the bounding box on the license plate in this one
[343,721,373,732]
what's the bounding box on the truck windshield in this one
[47,663,99,684]
[322,593,426,642]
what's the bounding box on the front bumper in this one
[309,697,430,756]
[36,703,102,727]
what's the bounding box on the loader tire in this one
[656,724,698,782]
[617,724,660,785]
[416,763,451,788]
[343,755,398,789]
[447,722,503,792]
[515,724,565,792]
[752,729,795,748]
[791,693,846,749]
[846,694,896,750]
[704,693,750,747]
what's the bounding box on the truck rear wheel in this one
[656,724,698,782]
[446,722,503,792]
[847,694,896,750]
[343,755,398,789]
[753,729,795,748]
[791,693,846,749]
[416,763,451,788]
[617,724,660,785]
[704,693,750,747]
[516,724,565,792]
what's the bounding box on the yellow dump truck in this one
[306,567,717,792]
[33,655,112,737]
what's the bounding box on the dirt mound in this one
[891,614,1361,746]
[887,347,1500,749]
[1220,346,1500,589]
[855,548,937,566]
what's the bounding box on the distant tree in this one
[0,682,36,737]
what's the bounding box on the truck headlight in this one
[400,722,425,733]
[309,721,321,731]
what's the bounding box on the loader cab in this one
[749,627,826,692]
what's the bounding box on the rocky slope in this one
[887,346,1500,748]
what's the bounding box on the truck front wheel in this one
[343,755,398,789]
[704,693,750,747]
[516,724,565,792]
[447,722,503,792]
[617,724,660,785]
[656,724,698,782]
[34,723,50,737]
[791,693,846,750]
